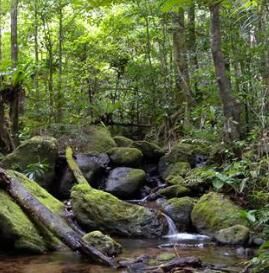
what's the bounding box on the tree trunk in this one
[34,0,39,94]
[0,0,2,62]
[172,9,194,130]
[210,3,241,142]
[0,167,116,267]
[11,0,18,67]
[187,3,200,98]
[57,1,63,122]
[0,99,15,153]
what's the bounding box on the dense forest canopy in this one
[0,0,268,146]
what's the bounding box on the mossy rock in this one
[57,125,116,153]
[166,175,185,186]
[158,185,190,199]
[0,170,63,254]
[160,161,191,180]
[71,183,166,238]
[82,231,122,257]
[108,147,143,167]
[184,166,215,192]
[132,141,164,160]
[105,167,146,198]
[162,197,195,231]
[113,136,134,147]
[0,136,58,189]
[215,225,250,245]
[191,192,248,237]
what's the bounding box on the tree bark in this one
[0,0,2,62]
[0,167,116,267]
[0,99,15,153]
[210,3,241,142]
[11,0,18,67]
[172,9,194,130]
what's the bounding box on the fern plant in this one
[24,161,49,181]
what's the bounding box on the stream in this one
[0,232,249,273]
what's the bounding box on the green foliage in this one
[23,161,49,181]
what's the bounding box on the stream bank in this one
[0,125,264,272]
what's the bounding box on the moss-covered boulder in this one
[57,125,116,153]
[71,183,166,238]
[0,170,63,253]
[108,147,143,167]
[0,136,58,189]
[105,167,146,198]
[158,185,190,199]
[159,142,209,180]
[113,136,134,147]
[162,197,195,231]
[191,192,248,237]
[215,225,250,245]
[132,141,164,160]
[160,161,191,180]
[82,231,122,257]
[183,167,214,192]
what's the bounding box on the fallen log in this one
[0,168,115,267]
[65,146,89,185]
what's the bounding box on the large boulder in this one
[71,183,166,238]
[108,147,143,167]
[57,153,110,198]
[105,167,146,198]
[0,171,63,253]
[113,136,134,147]
[215,225,250,245]
[159,142,209,180]
[57,125,116,153]
[191,192,248,237]
[159,161,191,180]
[132,141,164,160]
[0,136,58,190]
[162,197,195,231]
[82,231,122,257]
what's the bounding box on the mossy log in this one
[65,146,89,185]
[0,167,115,267]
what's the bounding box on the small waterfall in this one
[162,213,178,235]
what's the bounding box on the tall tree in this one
[10,0,18,67]
[172,8,194,129]
[210,2,241,142]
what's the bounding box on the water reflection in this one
[0,238,249,273]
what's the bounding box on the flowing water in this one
[0,235,250,273]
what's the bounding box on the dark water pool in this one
[0,237,249,273]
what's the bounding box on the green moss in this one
[166,175,185,186]
[82,231,122,257]
[113,136,134,147]
[85,126,116,153]
[162,161,191,179]
[215,225,250,245]
[71,183,165,237]
[0,190,49,253]
[0,171,64,253]
[10,170,64,213]
[191,192,248,236]
[0,136,58,188]
[158,185,190,198]
[108,147,143,166]
[132,141,164,159]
